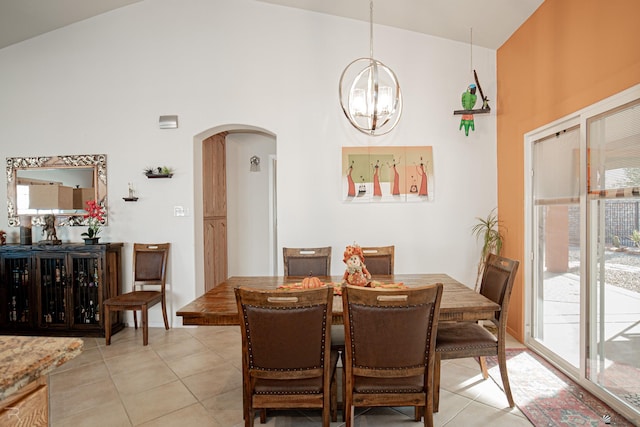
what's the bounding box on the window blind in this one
[533,126,580,205]
[588,99,640,199]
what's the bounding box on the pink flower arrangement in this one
[81,200,105,239]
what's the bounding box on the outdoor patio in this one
[541,248,640,413]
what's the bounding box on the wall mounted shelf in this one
[453,108,491,115]
[123,197,138,202]
[145,174,173,179]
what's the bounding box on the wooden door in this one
[202,133,228,291]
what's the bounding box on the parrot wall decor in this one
[453,69,491,136]
[460,83,477,136]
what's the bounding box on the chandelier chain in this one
[369,0,374,59]
[338,0,402,136]
[470,27,473,77]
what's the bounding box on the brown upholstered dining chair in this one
[361,245,395,275]
[235,285,338,427]
[330,244,395,420]
[104,243,170,346]
[433,253,520,411]
[341,283,443,427]
[283,246,331,276]
[332,245,394,351]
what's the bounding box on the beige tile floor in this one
[48,326,532,426]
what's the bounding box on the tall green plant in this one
[630,229,640,248]
[472,208,505,290]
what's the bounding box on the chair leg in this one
[241,379,251,426]
[142,307,148,346]
[104,304,111,345]
[425,387,434,427]
[433,354,441,413]
[344,360,355,427]
[245,408,254,427]
[345,394,354,427]
[330,364,338,422]
[322,400,331,427]
[479,356,489,379]
[414,406,422,421]
[498,351,515,407]
[161,297,170,330]
[259,409,266,423]
[133,310,138,329]
[340,351,346,421]
[424,404,433,427]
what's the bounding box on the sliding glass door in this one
[526,87,640,421]
[586,100,640,414]
[531,126,581,368]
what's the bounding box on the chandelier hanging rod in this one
[369,0,374,58]
[338,0,402,136]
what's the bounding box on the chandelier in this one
[339,0,402,136]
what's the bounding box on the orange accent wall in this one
[497,0,640,341]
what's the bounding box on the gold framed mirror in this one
[6,154,107,227]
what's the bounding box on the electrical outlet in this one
[174,206,185,217]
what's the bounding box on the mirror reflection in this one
[7,154,107,227]
[16,168,95,215]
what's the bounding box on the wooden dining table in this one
[176,274,500,326]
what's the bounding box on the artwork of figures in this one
[342,146,434,203]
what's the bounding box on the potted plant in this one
[144,166,174,178]
[472,208,505,290]
[81,200,105,244]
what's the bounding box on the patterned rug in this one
[485,349,635,426]
[598,360,640,412]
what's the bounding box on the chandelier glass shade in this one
[339,57,402,135]
[339,1,402,136]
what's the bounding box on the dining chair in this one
[103,243,170,346]
[341,283,443,427]
[332,243,394,418]
[235,285,338,427]
[361,245,395,275]
[333,245,394,355]
[433,253,519,411]
[283,246,331,276]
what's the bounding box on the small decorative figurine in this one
[342,244,371,287]
[0,230,6,245]
[123,182,139,201]
[41,214,61,244]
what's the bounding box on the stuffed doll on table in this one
[342,244,371,287]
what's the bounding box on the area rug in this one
[485,349,635,426]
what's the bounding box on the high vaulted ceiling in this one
[0,0,142,50]
[257,0,544,49]
[0,0,543,51]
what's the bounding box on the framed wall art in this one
[342,146,434,203]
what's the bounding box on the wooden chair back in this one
[133,243,170,292]
[283,246,331,276]
[477,253,519,329]
[361,245,395,275]
[342,283,443,427]
[235,285,335,426]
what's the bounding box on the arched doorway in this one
[194,125,277,293]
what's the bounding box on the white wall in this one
[0,0,498,327]
[226,132,277,276]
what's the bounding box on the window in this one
[526,85,640,421]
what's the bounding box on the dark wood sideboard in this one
[0,243,123,337]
